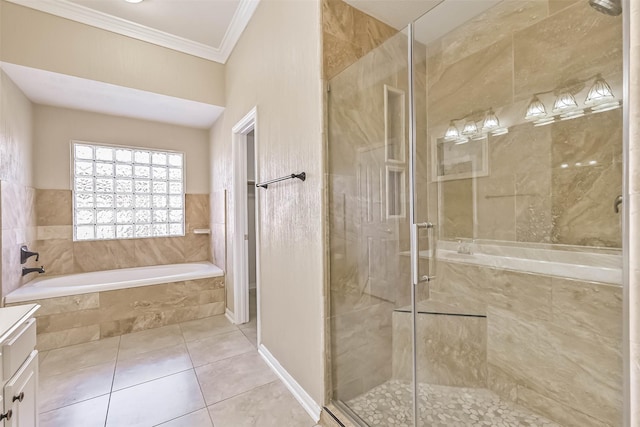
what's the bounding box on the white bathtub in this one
[5,262,224,304]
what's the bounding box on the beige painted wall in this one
[628,0,639,424]
[0,70,33,186]
[34,105,210,193]
[0,1,225,106]
[0,70,37,298]
[209,0,325,405]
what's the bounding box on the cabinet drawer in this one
[2,318,36,380]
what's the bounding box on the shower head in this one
[588,0,622,16]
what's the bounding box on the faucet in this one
[456,239,474,255]
[20,246,39,264]
[22,266,45,277]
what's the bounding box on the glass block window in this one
[72,142,185,241]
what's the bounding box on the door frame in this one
[231,107,260,335]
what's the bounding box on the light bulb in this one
[525,96,547,121]
[552,91,578,113]
[461,120,478,136]
[444,121,460,140]
[482,109,500,132]
[585,76,615,105]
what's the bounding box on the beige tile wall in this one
[321,0,397,80]
[427,0,623,247]
[422,260,623,427]
[327,25,413,401]
[35,190,211,275]
[6,276,225,351]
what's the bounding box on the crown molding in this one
[6,0,259,64]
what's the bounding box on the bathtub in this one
[5,262,226,351]
[5,262,224,304]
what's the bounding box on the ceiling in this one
[1,62,224,129]
[2,0,501,130]
[5,0,260,63]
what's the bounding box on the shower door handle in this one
[411,222,434,285]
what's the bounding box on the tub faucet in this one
[22,266,45,277]
[20,246,39,264]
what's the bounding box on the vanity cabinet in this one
[0,305,39,427]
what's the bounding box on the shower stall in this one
[327,1,627,426]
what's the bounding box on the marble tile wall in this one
[421,260,622,426]
[34,190,211,276]
[6,276,225,351]
[327,27,414,402]
[321,0,397,80]
[427,0,623,248]
[392,310,487,389]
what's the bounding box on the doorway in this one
[241,130,258,345]
[231,107,260,347]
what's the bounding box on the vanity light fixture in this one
[552,91,578,113]
[585,76,621,112]
[444,121,461,140]
[482,109,500,132]
[525,95,547,121]
[461,120,478,136]
[125,0,144,3]
[553,91,584,120]
[525,95,555,126]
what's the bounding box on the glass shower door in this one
[411,1,624,426]
[327,27,416,425]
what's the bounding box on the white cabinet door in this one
[3,351,38,427]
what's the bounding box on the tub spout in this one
[22,266,45,277]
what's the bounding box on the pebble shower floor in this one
[346,380,560,427]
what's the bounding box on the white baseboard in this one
[258,344,321,422]
[225,308,235,324]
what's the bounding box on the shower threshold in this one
[344,380,560,427]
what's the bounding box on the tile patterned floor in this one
[346,380,560,427]
[38,307,317,427]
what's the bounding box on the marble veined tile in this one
[513,0,622,99]
[36,189,72,226]
[185,193,210,229]
[36,238,74,275]
[516,384,613,427]
[208,381,315,427]
[427,38,513,129]
[551,277,622,341]
[34,293,100,316]
[392,310,487,388]
[551,161,622,247]
[36,325,101,351]
[487,306,621,425]
[436,0,548,68]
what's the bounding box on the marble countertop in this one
[0,304,39,343]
